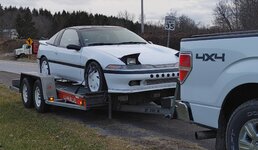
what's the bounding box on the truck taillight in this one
[179,52,192,84]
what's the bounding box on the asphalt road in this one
[0,60,38,74]
[0,60,216,149]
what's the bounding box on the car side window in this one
[54,29,64,46]
[47,32,58,45]
[59,29,80,48]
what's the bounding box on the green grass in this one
[0,85,138,150]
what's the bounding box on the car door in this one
[54,29,82,82]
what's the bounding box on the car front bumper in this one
[104,68,179,93]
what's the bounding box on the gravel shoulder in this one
[0,71,19,86]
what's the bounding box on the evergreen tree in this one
[15,10,38,38]
[0,4,3,15]
[32,8,39,16]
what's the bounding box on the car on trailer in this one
[38,26,179,95]
[37,26,179,108]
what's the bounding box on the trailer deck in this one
[14,72,183,119]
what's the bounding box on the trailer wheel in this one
[33,80,48,113]
[21,78,33,108]
[226,100,258,150]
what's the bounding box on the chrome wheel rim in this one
[34,86,41,108]
[22,84,28,103]
[239,119,258,150]
[41,61,49,75]
[88,65,100,92]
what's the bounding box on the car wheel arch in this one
[40,55,47,61]
[220,83,258,122]
[216,83,258,149]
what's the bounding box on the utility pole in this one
[141,0,144,33]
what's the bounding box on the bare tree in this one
[238,0,258,29]
[214,0,258,31]
[178,15,199,33]
[214,1,235,31]
[117,10,135,21]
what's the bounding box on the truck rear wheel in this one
[226,100,258,150]
[21,78,33,108]
[33,80,48,113]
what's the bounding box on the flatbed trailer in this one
[13,72,188,119]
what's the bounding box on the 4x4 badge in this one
[196,53,225,62]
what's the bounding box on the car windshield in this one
[80,27,147,46]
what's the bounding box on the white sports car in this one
[38,26,179,94]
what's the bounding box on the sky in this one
[1,0,218,26]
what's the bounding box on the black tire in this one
[215,112,227,150]
[21,78,33,108]
[226,100,258,150]
[33,80,48,113]
[40,57,50,75]
[20,53,26,58]
[85,61,106,92]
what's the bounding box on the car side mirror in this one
[67,44,81,51]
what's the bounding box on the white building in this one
[2,29,18,39]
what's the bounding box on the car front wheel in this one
[40,57,50,75]
[85,61,105,92]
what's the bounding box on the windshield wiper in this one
[117,42,147,45]
[87,43,117,46]
[88,42,147,46]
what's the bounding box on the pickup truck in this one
[179,31,258,150]
[14,44,32,58]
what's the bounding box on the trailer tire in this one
[21,78,33,108]
[33,80,48,113]
[226,100,258,150]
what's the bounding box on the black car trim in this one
[48,59,178,74]
[48,60,84,69]
[103,68,178,74]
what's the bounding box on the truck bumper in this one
[176,101,193,122]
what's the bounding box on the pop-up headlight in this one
[127,58,137,65]
[120,53,141,65]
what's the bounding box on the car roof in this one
[67,26,124,30]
